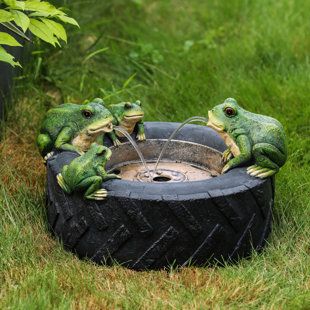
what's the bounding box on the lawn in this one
[0,0,309,308]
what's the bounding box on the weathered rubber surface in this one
[46,122,274,270]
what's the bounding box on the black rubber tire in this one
[46,122,274,270]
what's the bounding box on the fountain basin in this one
[107,139,223,182]
[46,122,274,270]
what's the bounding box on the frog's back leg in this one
[248,143,286,178]
[253,143,286,168]
[75,176,107,200]
[57,173,71,194]
[37,133,53,156]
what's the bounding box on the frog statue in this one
[106,100,145,146]
[57,143,120,200]
[207,98,287,179]
[36,100,114,160]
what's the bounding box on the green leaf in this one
[29,12,52,18]
[83,47,109,63]
[40,18,67,42]
[0,31,22,46]
[123,73,136,88]
[4,0,25,10]
[29,18,57,46]
[3,0,16,7]
[11,10,30,32]
[0,9,14,23]
[24,1,64,16]
[1,22,31,41]
[3,0,16,5]
[57,15,79,27]
[0,45,21,67]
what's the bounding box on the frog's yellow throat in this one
[207,111,240,157]
[72,118,113,153]
[117,114,143,137]
[207,111,225,132]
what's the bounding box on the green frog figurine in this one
[106,100,145,146]
[207,98,287,179]
[37,100,114,160]
[57,143,120,200]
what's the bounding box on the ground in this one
[0,0,309,309]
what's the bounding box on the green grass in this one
[1,0,310,308]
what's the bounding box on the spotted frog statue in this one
[207,98,287,179]
[37,100,114,160]
[106,100,145,146]
[57,143,120,200]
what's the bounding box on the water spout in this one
[114,126,151,180]
[154,116,208,174]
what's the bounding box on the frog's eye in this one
[82,110,93,118]
[224,107,236,117]
[125,103,132,109]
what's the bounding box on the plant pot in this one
[46,122,274,270]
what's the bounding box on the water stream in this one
[154,116,208,174]
[114,126,151,180]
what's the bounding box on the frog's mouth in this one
[207,111,225,132]
[87,119,113,135]
[124,113,144,121]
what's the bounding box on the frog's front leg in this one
[96,166,121,180]
[222,135,252,173]
[108,130,122,146]
[55,127,82,154]
[95,134,105,146]
[222,148,233,164]
[136,121,145,141]
[247,143,285,179]
[76,176,107,200]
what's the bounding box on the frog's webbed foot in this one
[86,188,108,200]
[107,174,122,179]
[247,165,276,179]
[101,173,121,181]
[221,163,232,174]
[222,149,233,164]
[43,151,55,164]
[136,132,146,141]
[113,138,122,146]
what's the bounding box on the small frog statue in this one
[36,99,114,160]
[57,143,120,200]
[106,100,145,146]
[207,98,287,179]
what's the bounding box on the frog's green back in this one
[40,102,113,140]
[243,110,287,153]
[62,153,96,190]
[208,98,287,155]
[40,104,80,139]
[61,143,109,190]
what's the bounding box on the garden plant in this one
[0,0,78,67]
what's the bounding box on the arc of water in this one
[114,126,151,180]
[154,116,208,174]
